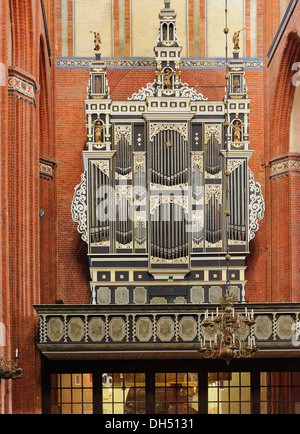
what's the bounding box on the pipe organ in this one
[72,1,264,307]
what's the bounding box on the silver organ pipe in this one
[192,164,203,246]
[116,135,131,176]
[91,163,110,244]
[115,134,133,246]
[205,133,221,175]
[150,129,188,259]
[134,160,147,248]
[205,193,222,245]
[205,130,222,246]
[116,195,133,246]
[151,203,187,260]
[228,161,246,242]
[151,130,187,186]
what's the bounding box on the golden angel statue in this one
[232,28,245,51]
[90,31,101,51]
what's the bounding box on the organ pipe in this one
[90,163,110,244]
[228,161,246,242]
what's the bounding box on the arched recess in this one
[8,0,34,72]
[290,82,300,152]
[7,1,12,66]
[271,32,300,158]
[268,31,300,303]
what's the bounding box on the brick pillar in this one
[0,0,12,415]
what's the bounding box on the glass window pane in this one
[103,404,113,414]
[61,374,71,388]
[188,387,198,400]
[230,373,240,386]
[136,388,146,401]
[177,373,187,383]
[50,373,93,415]
[83,403,93,414]
[156,402,166,414]
[114,403,125,414]
[241,372,251,386]
[155,373,165,386]
[177,403,188,414]
[83,374,93,388]
[72,403,83,414]
[208,403,219,414]
[113,388,124,403]
[73,388,82,403]
[136,402,146,414]
[102,373,146,415]
[241,387,251,401]
[188,373,198,384]
[260,402,268,414]
[136,373,146,386]
[103,387,113,402]
[72,374,82,387]
[220,402,229,414]
[61,404,72,414]
[219,388,229,401]
[51,404,61,414]
[208,372,251,415]
[166,373,176,385]
[124,373,135,387]
[230,402,240,414]
[230,387,240,402]
[113,373,123,387]
[125,403,135,414]
[190,402,198,414]
[61,389,72,403]
[156,387,166,402]
[83,388,93,403]
[155,372,199,415]
[241,402,251,414]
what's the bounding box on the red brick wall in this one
[267,1,300,302]
[0,0,11,415]
[2,0,300,415]
[54,66,267,304]
[0,0,56,414]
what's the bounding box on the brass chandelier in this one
[198,294,257,365]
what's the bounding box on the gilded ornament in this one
[90,31,101,51]
[232,28,245,51]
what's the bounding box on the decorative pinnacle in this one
[164,0,171,8]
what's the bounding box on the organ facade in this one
[71,0,264,306]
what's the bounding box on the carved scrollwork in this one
[205,185,222,205]
[180,83,207,101]
[128,81,156,101]
[205,124,222,145]
[249,169,265,241]
[115,125,132,144]
[150,123,187,142]
[71,171,88,243]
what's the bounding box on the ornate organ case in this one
[72,2,264,307]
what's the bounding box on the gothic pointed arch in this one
[271,31,300,158]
